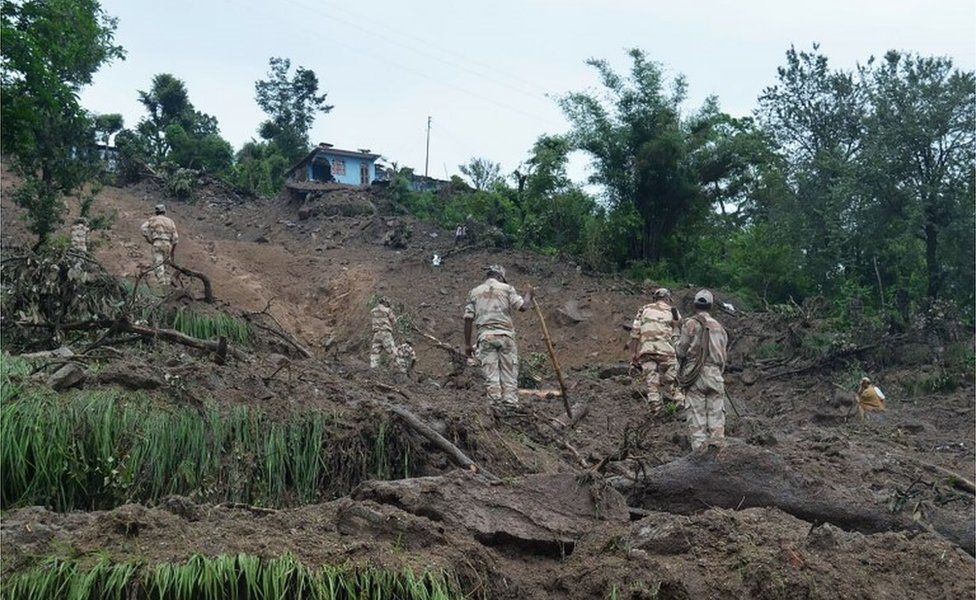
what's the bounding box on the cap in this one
[154,204,166,214]
[694,289,714,307]
[652,288,671,300]
[486,264,507,281]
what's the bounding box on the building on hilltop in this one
[284,143,381,191]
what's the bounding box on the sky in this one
[80,0,975,184]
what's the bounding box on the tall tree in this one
[254,57,333,162]
[1,0,124,243]
[135,73,227,171]
[862,51,975,299]
[93,113,124,145]
[459,157,502,191]
[559,49,709,262]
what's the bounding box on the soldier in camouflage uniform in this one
[463,265,534,414]
[629,288,682,415]
[675,289,729,451]
[70,217,90,252]
[140,204,179,285]
[395,341,416,376]
[369,298,398,370]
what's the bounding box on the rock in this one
[896,421,926,434]
[47,363,86,391]
[628,513,691,555]
[268,353,290,368]
[335,499,444,548]
[554,300,592,326]
[740,368,759,385]
[353,472,628,556]
[805,522,847,551]
[254,235,270,244]
[95,365,164,390]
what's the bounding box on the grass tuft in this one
[1,390,418,511]
[2,554,462,600]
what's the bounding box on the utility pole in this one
[424,116,431,178]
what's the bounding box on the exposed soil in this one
[1,169,974,598]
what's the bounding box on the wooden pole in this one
[531,298,572,419]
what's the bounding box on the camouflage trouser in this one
[477,334,519,408]
[151,239,172,285]
[640,352,681,413]
[370,331,396,369]
[685,365,726,451]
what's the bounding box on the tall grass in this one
[2,554,462,600]
[166,307,251,346]
[1,391,418,511]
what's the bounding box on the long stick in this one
[531,298,572,419]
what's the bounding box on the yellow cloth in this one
[858,385,886,412]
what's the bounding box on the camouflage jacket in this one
[463,278,524,340]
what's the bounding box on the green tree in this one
[861,51,975,300]
[135,73,229,172]
[231,141,289,196]
[559,49,716,263]
[255,57,333,162]
[1,0,124,243]
[459,157,502,191]
[93,113,124,145]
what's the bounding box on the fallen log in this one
[614,441,974,555]
[126,323,248,361]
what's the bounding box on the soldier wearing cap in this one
[369,297,399,370]
[70,217,90,253]
[463,265,534,415]
[675,289,729,451]
[629,287,683,415]
[140,204,179,285]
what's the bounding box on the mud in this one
[1,167,974,597]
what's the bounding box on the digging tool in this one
[724,388,742,418]
[530,298,573,420]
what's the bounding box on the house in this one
[284,143,381,190]
[95,143,120,172]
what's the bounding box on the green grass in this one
[1,553,462,600]
[166,307,251,346]
[1,390,417,511]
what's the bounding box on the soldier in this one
[140,204,179,285]
[463,265,533,415]
[369,298,398,369]
[675,289,729,452]
[395,341,416,376]
[629,288,682,415]
[69,217,90,252]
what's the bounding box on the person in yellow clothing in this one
[857,377,886,420]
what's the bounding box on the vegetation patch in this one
[2,553,461,600]
[1,389,418,511]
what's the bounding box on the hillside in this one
[1,172,974,599]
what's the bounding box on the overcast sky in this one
[80,0,975,183]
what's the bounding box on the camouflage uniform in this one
[631,300,682,413]
[676,311,728,451]
[70,222,90,253]
[395,342,416,375]
[141,214,179,285]
[369,303,397,369]
[464,277,524,409]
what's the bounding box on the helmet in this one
[154,204,166,214]
[652,288,672,300]
[486,264,507,282]
[694,289,714,308]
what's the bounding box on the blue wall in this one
[306,150,376,186]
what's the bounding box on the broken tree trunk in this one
[531,299,572,419]
[169,261,214,303]
[613,441,975,555]
[125,323,248,361]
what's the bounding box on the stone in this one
[47,363,86,391]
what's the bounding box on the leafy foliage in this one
[0,389,419,510]
[458,157,502,191]
[255,57,333,162]
[0,0,124,243]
